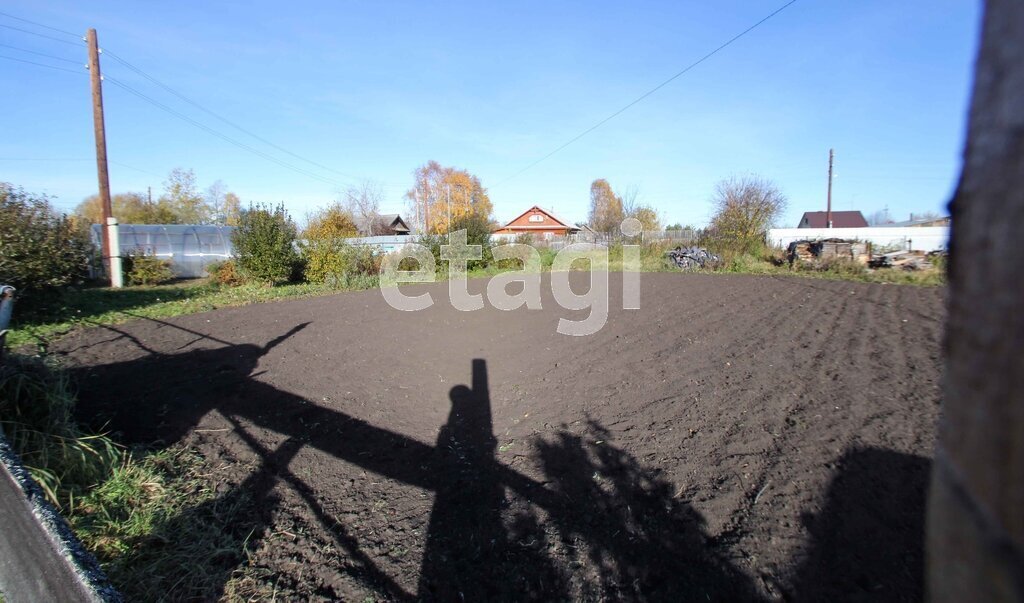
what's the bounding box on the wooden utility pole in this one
[826,148,834,228]
[86,28,114,282]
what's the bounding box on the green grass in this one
[716,252,946,286]
[70,447,260,602]
[0,352,262,601]
[0,354,122,510]
[6,279,343,349]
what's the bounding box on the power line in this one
[0,12,407,191]
[110,160,161,176]
[0,157,159,176]
[1,37,403,192]
[0,54,84,75]
[495,0,799,186]
[101,48,402,187]
[0,23,83,46]
[0,11,81,38]
[0,42,81,64]
[104,75,350,187]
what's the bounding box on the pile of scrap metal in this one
[666,246,721,270]
[787,239,869,266]
[868,250,938,271]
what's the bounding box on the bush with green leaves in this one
[123,251,174,286]
[301,239,381,285]
[415,212,495,274]
[451,212,494,270]
[0,184,90,296]
[231,203,300,284]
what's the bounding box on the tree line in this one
[74,168,242,226]
[68,161,789,256]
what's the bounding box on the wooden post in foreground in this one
[928,1,1024,600]
[86,28,114,284]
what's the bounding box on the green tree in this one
[1,184,90,295]
[232,203,300,283]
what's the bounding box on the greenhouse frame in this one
[90,224,236,278]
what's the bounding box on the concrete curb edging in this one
[0,431,122,602]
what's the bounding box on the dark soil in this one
[53,273,946,602]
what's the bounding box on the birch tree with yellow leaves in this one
[405,161,494,234]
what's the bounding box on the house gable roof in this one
[497,206,575,231]
[356,213,410,234]
[798,211,869,228]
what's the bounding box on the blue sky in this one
[1,1,980,228]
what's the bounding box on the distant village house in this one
[357,214,411,236]
[493,206,580,240]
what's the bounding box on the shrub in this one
[205,259,244,286]
[303,203,358,240]
[706,175,786,256]
[818,256,869,277]
[301,240,381,285]
[232,203,300,284]
[451,212,494,271]
[420,212,495,273]
[793,256,869,278]
[123,251,174,286]
[0,184,91,296]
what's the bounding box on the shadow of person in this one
[417,359,567,601]
[789,447,931,602]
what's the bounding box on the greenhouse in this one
[90,224,236,278]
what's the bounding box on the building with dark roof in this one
[797,211,868,228]
[356,213,411,236]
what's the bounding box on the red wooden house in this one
[493,206,579,240]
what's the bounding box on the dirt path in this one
[54,273,946,601]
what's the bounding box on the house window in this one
[529,214,544,223]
